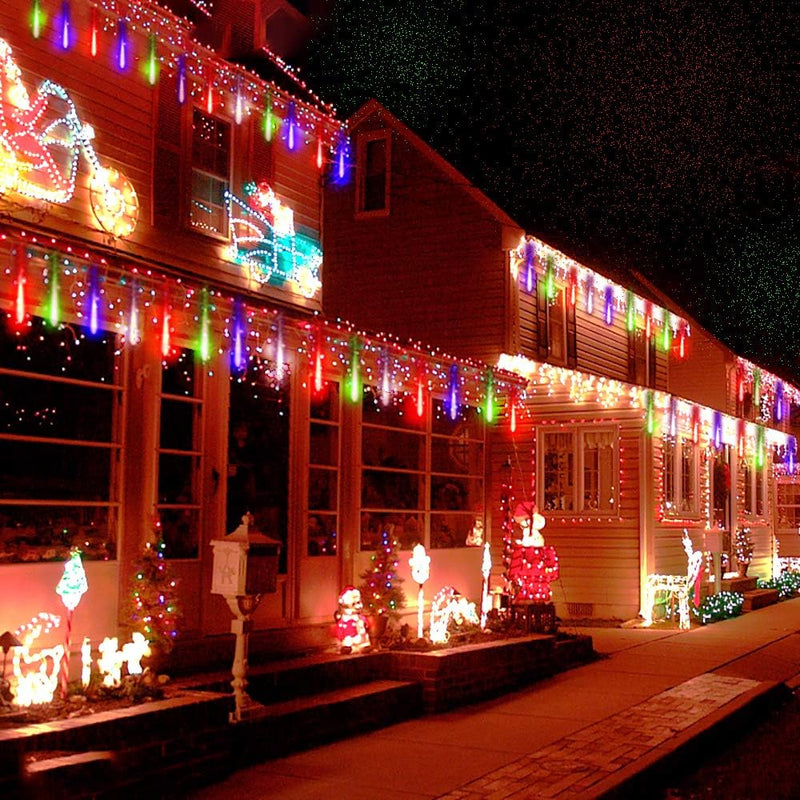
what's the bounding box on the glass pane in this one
[158,453,196,504]
[583,434,614,512]
[227,374,289,572]
[0,315,116,383]
[192,109,230,177]
[0,440,112,500]
[309,467,337,511]
[432,401,482,438]
[542,431,575,511]
[362,427,424,470]
[362,392,422,429]
[680,440,696,512]
[431,513,478,549]
[307,512,337,556]
[160,399,195,451]
[311,381,339,421]
[0,505,115,562]
[162,348,196,396]
[431,437,483,475]
[663,438,675,511]
[159,507,198,559]
[310,423,338,466]
[0,374,114,441]
[431,476,482,511]
[360,512,422,551]
[362,469,422,510]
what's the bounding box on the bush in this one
[757,572,800,599]
[692,591,744,625]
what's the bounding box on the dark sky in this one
[301,0,799,380]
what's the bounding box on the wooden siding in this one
[323,114,520,365]
[517,275,669,389]
[669,326,731,411]
[489,386,645,621]
[0,7,323,314]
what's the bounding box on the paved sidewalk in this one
[192,598,800,799]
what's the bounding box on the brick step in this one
[233,678,423,765]
[23,750,115,799]
[721,576,758,593]
[742,588,779,611]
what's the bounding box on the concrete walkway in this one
[192,598,800,799]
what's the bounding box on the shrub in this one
[757,572,800,599]
[692,591,744,625]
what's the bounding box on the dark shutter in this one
[648,337,657,388]
[566,301,578,368]
[536,282,549,360]
[627,328,637,383]
[251,123,275,184]
[153,79,183,228]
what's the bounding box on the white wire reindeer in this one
[642,530,704,630]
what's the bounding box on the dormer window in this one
[356,130,390,216]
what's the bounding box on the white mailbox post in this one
[211,514,281,722]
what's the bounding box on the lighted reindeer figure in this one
[642,530,704,631]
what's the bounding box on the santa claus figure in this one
[334,586,370,654]
[508,502,559,602]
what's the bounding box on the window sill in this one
[355,208,390,220]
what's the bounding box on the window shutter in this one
[536,283,549,360]
[153,81,183,227]
[648,337,657,388]
[566,302,578,368]
[627,329,637,383]
[251,124,275,185]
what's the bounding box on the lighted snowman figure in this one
[508,502,559,602]
[334,586,370,654]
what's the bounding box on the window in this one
[536,285,576,367]
[629,328,657,387]
[777,481,800,529]
[157,349,202,559]
[742,458,766,518]
[0,315,121,562]
[227,362,289,573]
[190,108,230,236]
[662,436,698,516]
[539,426,618,514]
[359,393,485,551]
[356,131,390,215]
[307,381,340,556]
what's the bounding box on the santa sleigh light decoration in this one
[0,37,139,237]
[225,181,322,300]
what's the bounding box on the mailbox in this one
[211,514,281,597]
[704,529,724,554]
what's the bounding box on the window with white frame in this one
[0,314,121,562]
[157,348,203,559]
[662,436,698,516]
[359,392,484,551]
[540,426,617,514]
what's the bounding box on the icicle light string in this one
[0,229,523,411]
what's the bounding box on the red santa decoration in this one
[334,586,370,654]
[508,503,559,602]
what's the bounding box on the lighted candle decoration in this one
[56,548,88,698]
[81,636,91,689]
[480,542,492,630]
[409,544,430,640]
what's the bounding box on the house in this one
[324,100,799,620]
[0,0,522,669]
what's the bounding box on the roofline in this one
[347,99,523,236]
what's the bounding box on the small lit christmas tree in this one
[358,530,406,622]
[734,527,754,576]
[128,520,180,653]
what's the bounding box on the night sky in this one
[301,1,799,380]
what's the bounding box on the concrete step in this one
[742,588,779,611]
[233,678,423,765]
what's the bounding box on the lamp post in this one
[211,514,281,722]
